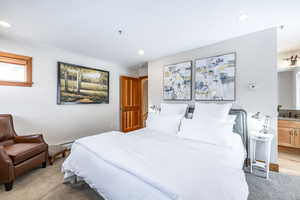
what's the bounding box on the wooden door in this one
[278,127,293,147]
[120,76,141,132]
[294,129,300,148]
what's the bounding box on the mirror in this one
[278,69,300,118]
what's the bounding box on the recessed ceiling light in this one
[239,14,249,21]
[138,49,145,55]
[0,21,11,28]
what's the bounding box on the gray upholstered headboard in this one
[229,109,248,154]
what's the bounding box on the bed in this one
[62,109,249,200]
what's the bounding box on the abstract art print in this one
[163,61,192,100]
[195,53,235,101]
[57,62,109,104]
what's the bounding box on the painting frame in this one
[163,60,192,101]
[194,52,236,101]
[57,62,110,105]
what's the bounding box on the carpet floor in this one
[0,159,299,200]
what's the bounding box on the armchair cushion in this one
[4,143,47,165]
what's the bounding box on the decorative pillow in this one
[178,118,234,147]
[248,115,264,131]
[193,103,232,122]
[146,113,183,135]
[160,103,188,116]
[227,115,237,123]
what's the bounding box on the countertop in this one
[278,117,300,122]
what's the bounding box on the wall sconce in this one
[283,55,299,66]
[149,105,161,113]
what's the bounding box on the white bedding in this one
[62,128,248,200]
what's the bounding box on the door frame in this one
[139,76,148,128]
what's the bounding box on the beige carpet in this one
[0,159,102,200]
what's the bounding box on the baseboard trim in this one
[59,141,74,150]
[59,141,74,145]
[246,159,279,172]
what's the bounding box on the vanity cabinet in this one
[278,120,300,148]
[295,131,300,147]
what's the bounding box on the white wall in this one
[137,65,148,77]
[148,28,278,163]
[0,39,132,144]
[129,63,148,77]
[278,71,295,109]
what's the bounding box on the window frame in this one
[0,51,33,87]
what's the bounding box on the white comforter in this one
[62,128,248,200]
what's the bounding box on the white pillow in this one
[248,116,264,131]
[160,103,188,116]
[193,103,232,122]
[192,114,236,124]
[227,115,237,123]
[146,113,182,135]
[178,119,234,147]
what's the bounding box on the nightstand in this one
[249,131,274,179]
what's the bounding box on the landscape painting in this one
[163,61,192,100]
[57,62,109,104]
[195,53,235,101]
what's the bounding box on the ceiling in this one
[0,0,299,67]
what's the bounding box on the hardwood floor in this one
[278,147,300,176]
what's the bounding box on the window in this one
[0,51,32,87]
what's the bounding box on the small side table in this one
[48,145,68,165]
[249,131,274,179]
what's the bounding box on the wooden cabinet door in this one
[120,76,141,132]
[294,129,300,148]
[278,127,293,147]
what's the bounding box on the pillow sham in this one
[227,115,237,123]
[146,113,183,135]
[193,102,232,122]
[190,114,236,125]
[160,103,188,116]
[178,118,234,147]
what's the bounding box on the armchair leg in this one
[42,161,47,168]
[4,182,13,191]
